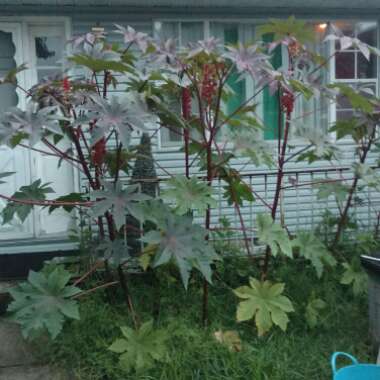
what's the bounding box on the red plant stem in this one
[331,131,375,249]
[118,265,139,329]
[182,88,191,179]
[72,281,119,299]
[0,193,91,207]
[262,105,291,278]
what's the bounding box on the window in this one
[332,21,378,122]
[155,21,256,147]
[29,25,66,85]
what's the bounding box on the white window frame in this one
[329,20,379,138]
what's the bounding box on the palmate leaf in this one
[3,102,66,146]
[1,180,55,224]
[257,16,314,44]
[7,267,81,339]
[85,93,153,147]
[91,181,150,230]
[96,238,130,267]
[305,295,327,329]
[142,213,219,289]
[0,171,14,184]
[292,232,336,278]
[340,262,367,296]
[234,278,294,336]
[0,63,28,85]
[314,181,350,204]
[354,163,380,191]
[162,176,217,215]
[256,214,292,257]
[223,178,255,206]
[109,320,169,372]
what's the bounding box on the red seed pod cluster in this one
[288,40,302,59]
[182,87,192,120]
[281,89,295,114]
[91,137,107,166]
[201,64,218,105]
[62,77,71,92]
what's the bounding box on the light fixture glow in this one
[317,23,328,31]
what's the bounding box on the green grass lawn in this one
[40,259,374,380]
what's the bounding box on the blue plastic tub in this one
[332,352,380,380]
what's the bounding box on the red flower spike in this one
[91,137,107,166]
[281,90,295,114]
[62,77,71,92]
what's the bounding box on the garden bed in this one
[37,260,374,380]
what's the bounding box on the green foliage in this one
[256,214,292,257]
[0,171,14,184]
[142,213,219,289]
[305,295,327,329]
[109,320,169,372]
[314,180,350,204]
[292,232,336,278]
[1,180,54,224]
[48,192,86,214]
[354,163,380,190]
[97,239,130,267]
[257,16,314,44]
[330,84,374,114]
[340,262,367,296]
[223,177,255,206]
[69,54,130,73]
[234,277,294,336]
[7,266,81,339]
[162,175,217,215]
[0,63,28,84]
[91,180,150,230]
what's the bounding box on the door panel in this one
[0,23,33,240]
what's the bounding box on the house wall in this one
[1,6,380,253]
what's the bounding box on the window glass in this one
[332,21,378,123]
[0,31,18,113]
[30,25,65,83]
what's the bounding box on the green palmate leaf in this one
[109,320,169,372]
[257,16,314,44]
[305,295,327,329]
[142,213,219,289]
[256,214,292,257]
[7,266,81,339]
[69,54,131,73]
[340,262,367,296]
[330,84,374,114]
[91,180,150,230]
[330,118,365,141]
[292,232,336,278]
[314,181,350,204]
[223,178,254,206]
[96,239,130,267]
[0,171,15,184]
[234,278,294,336]
[162,176,217,215]
[48,192,86,214]
[0,63,28,84]
[354,163,380,190]
[1,180,54,224]
[229,127,274,168]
